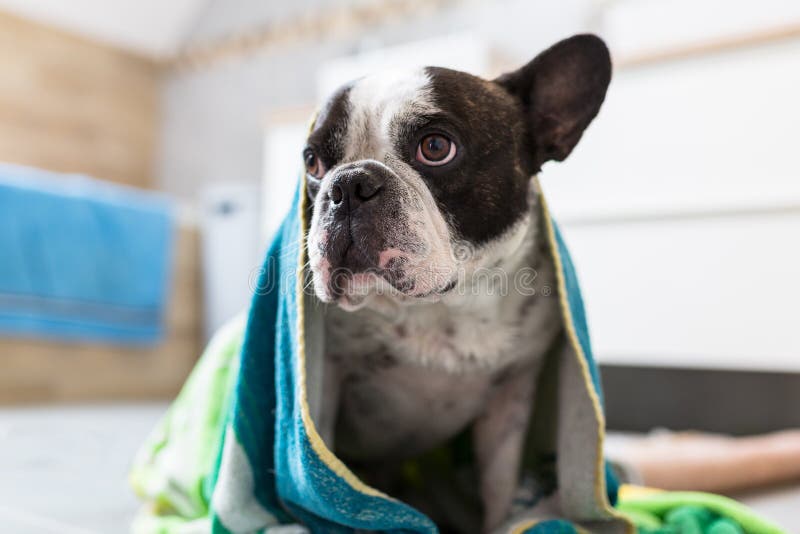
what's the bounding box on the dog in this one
[303,34,611,533]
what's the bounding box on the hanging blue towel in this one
[0,164,174,344]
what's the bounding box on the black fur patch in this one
[411,67,533,246]
[305,83,352,200]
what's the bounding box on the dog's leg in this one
[473,367,537,533]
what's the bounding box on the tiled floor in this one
[0,403,167,533]
[0,404,797,533]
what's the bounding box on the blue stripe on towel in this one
[0,164,174,344]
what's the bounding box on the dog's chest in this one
[324,280,562,460]
[364,301,522,369]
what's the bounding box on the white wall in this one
[602,0,800,60]
[156,0,598,201]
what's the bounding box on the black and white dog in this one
[303,34,611,533]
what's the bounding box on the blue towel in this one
[0,164,174,344]
[131,175,635,533]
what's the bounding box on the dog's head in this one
[305,34,611,309]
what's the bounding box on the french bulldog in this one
[303,34,611,533]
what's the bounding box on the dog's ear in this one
[495,34,611,168]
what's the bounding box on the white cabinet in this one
[543,38,800,371]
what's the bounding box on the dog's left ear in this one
[495,34,611,168]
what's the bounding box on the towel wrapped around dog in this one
[130,176,787,534]
[131,175,625,533]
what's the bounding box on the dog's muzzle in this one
[309,159,456,306]
[311,161,404,302]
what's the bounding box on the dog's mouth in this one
[312,232,457,308]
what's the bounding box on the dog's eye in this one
[304,149,326,178]
[416,134,456,166]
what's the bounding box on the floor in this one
[0,403,166,534]
[0,404,797,533]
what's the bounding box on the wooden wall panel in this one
[0,11,159,188]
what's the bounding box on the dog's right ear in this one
[495,34,611,169]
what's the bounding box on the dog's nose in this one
[328,166,384,211]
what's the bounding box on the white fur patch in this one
[344,68,436,162]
